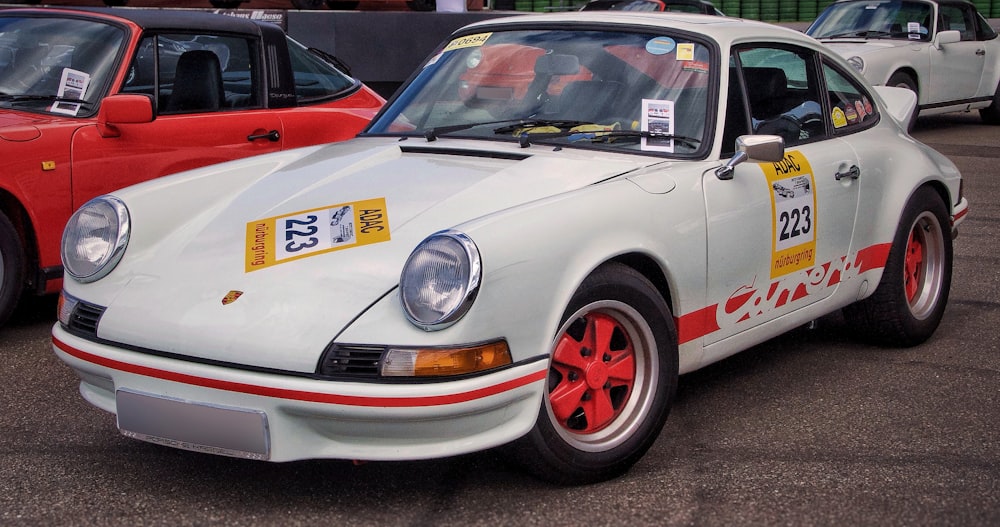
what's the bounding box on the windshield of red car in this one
[368,28,714,157]
[807,0,934,41]
[0,15,126,116]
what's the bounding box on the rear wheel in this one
[844,187,952,346]
[0,211,25,327]
[888,71,918,132]
[506,263,677,485]
[980,82,1000,125]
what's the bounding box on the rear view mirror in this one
[716,135,785,180]
[97,94,154,138]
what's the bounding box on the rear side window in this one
[286,38,357,102]
[823,62,879,134]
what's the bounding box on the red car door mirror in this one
[97,94,154,138]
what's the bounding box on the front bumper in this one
[52,325,547,462]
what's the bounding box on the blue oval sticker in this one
[646,37,676,55]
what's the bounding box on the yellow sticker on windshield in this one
[245,198,390,272]
[761,151,817,278]
[443,32,492,52]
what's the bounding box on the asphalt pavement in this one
[1,112,998,526]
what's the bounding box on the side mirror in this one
[96,94,154,138]
[716,135,785,180]
[933,29,961,49]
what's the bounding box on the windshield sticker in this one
[907,22,920,33]
[640,99,675,153]
[682,60,710,74]
[245,198,390,272]
[49,68,90,116]
[645,37,676,55]
[443,33,492,53]
[761,151,817,278]
[676,43,695,61]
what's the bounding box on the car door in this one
[71,32,284,207]
[925,2,986,103]
[702,45,862,350]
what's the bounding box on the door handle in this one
[248,130,280,142]
[835,165,860,181]
[976,49,986,56]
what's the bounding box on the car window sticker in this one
[760,151,817,278]
[645,36,676,55]
[640,99,675,152]
[832,106,847,128]
[442,32,492,53]
[49,68,91,116]
[245,198,390,272]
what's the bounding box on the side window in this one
[938,5,976,41]
[121,34,257,115]
[286,38,357,103]
[733,46,826,147]
[823,62,879,134]
[721,56,751,157]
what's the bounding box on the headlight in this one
[847,56,864,72]
[61,195,130,283]
[400,230,481,331]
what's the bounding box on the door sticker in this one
[245,198,390,272]
[761,151,817,278]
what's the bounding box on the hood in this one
[96,137,661,372]
[818,38,919,58]
[0,110,69,141]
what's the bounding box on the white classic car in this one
[54,12,969,484]
[806,0,1000,126]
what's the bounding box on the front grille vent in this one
[68,302,105,336]
[318,344,385,378]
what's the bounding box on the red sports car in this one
[0,7,384,325]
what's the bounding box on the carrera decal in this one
[442,32,492,52]
[53,337,547,408]
[674,243,892,344]
[762,151,817,278]
[245,198,390,272]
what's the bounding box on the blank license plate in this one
[116,389,270,460]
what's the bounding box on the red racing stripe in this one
[53,337,547,408]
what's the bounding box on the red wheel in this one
[844,187,952,346]
[507,263,676,484]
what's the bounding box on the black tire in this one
[980,82,1000,125]
[505,263,678,485]
[843,187,952,347]
[0,211,25,327]
[887,71,918,132]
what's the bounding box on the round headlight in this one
[61,196,130,283]
[847,56,864,73]
[400,230,481,331]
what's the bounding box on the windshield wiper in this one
[424,118,587,141]
[0,94,93,109]
[509,127,701,149]
[821,30,893,39]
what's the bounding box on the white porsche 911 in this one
[806,0,1000,126]
[54,12,969,484]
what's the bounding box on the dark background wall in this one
[286,11,510,98]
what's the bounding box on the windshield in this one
[367,29,714,156]
[807,0,934,41]
[0,15,126,116]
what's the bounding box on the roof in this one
[0,7,266,34]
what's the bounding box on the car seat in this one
[164,50,224,113]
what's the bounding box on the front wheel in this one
[0,211,25,327]
[887,71,918,132]
[506,263,677,485]
[844,187,952,346]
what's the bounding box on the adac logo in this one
[221,290,244,305]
